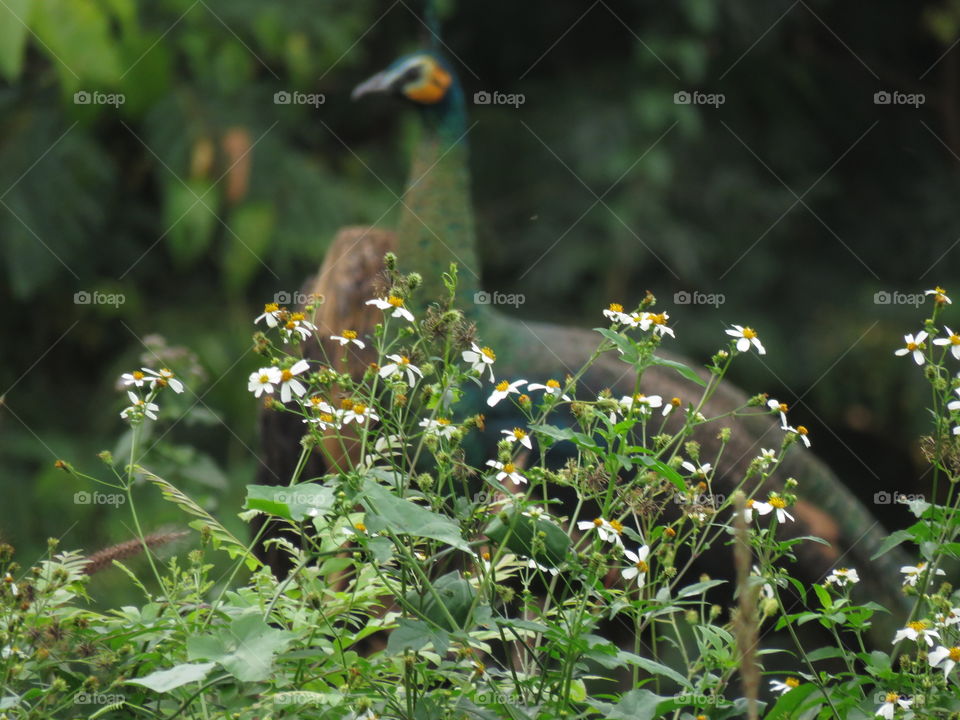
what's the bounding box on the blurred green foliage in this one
[1,0,959,588]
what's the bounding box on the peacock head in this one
[351,52,455,106]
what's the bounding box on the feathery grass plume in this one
[82,530,189,576]
[733,492,760,720]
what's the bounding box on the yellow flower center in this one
[258,373,270,383]
[285,320,296,330]
[512,428,526,440]
[437,417,451,425]
[354,522,366,532]
[281,370,293,382]
[340,398,353,410]
[319,413,333,424]
[746,499,755,508]
[518,394,531,404]
[837,567,848,574]
[670,397,681,407]
[908,620,928,632]
[907,342,918,351]
[342,330,357,339]
[786,677,800,688]
[352,404,367,415]
[547,379,561,389]
[608,303,624,313]
[132,371,144,380]
[950,647,960,662]
[951,334,960,345]
[650,313,667,325]
[388,296,404,308]
[480,346,495,360]
[884,692,899,704]
[309,397,322,407]
[796,425,808,435]
[592,518,604,527]
[290,312,305,322]
[495,380,510,392]
[779,403,788,412]
[665,527,676,538]
[742,327,757,339]
[609,519,623,533]
[398,356,410,366]
[503,462,515,473]
[769,497,787,509]
[636,560,648,572]
[482,551,490,560]
[264,303,279,313]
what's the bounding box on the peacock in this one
[255,46,911,629]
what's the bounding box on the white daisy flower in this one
[783,424,811,448]
[576,517,624,546]
[330,330,365,349]
[681,460,712,479]
[120,370,149,388]
[486,459,527,485]
[526,558,559,576]
[527,379,571,401]
[619,393,663,416]
[646,312,675,338]
[900,561,946,587]
[143,368,184,393]
[342,402,379,425]
[488,379,526,407]
[745,496,794,524]
[366,295,414,322]
[947,388,960,413]
[603,303,629,323]
[767,398,789,426]
[379,354,423,387]
[248,367,282,397]
[304,411,341,431]
[770,678,800,695]
[726,325,766,354]
[934,608,960,628]
[462,343,496,382]
[933,326,960,360]
[825,567,860,587]
[419,417,457,439]
[121,391,159,421]
[501,427,532,450]
[893,619,939,646]
[757,448,777,469]
[621,545,650,585]
[926,286,951,305]
[279,312,317,343]
[875,692,911,719]
[254,302,283,328]
[662,397,682,417]
[278,360,310,403]
[928,644,960,677]
[894,331,928,366]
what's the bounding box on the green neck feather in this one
[396,84,483,315]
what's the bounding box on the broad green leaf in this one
[813,584,832,610]
[870,529,913,560]
[635,455,686,491]
[361,479,471,552]
[650,355,707,387]
[222,202,275,292]
[764,683,817,719]
[484,509,570,567]
[164,179,218,268]
[613,650,693,689]
[126,662,216,693]
[595,327,639,364]
[32,0,122,90]
[530,423,600,451]
[386,618,432,654]
[404,571,474,633]
[0,0,30,81]
[187,613,294,682]
[245,483,335,522]
[605,689,674,720]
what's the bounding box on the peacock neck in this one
[397,86,482,317]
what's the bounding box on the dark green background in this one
[0,0,955,587]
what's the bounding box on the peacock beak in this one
[351,70,397,100]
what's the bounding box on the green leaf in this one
[31,0,122,90]
[635,455,686,491]
[385,618,432,654]
[484,509,570,567]
[605,689,674,720]
[0,0,30,81]
[614,650,693,689]
[649,355,707,387]
[126,662,216,693]
[595,327,639,364]
[222,202,275,292]
[813,584,832,610]
[530,423,600,451]
[764,682,817,719]
[361,479,471,552]
[404,572,474,633]
[187,613,294,682]
[870,529,913,560]
[164,179,218,268]
[245,483,336,522]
